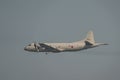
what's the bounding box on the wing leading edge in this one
[39,43,61,52]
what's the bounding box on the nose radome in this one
[24,47,27,50]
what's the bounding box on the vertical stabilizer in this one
[85,31,95,44]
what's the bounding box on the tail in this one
[85,31,95,44]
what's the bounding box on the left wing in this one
[39,43,61,52]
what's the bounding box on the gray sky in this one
[0,0,120,80]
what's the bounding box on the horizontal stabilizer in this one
[85,41,93,46]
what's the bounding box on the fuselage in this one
[44,41,85,52]
[24,41,96,53]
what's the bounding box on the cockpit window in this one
[28,44,31,46]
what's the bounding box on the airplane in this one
[24,31,108,53]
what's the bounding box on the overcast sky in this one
[0,0,120,80]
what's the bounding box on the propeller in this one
[34,42,40,52]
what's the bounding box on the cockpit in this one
[28,44,31,46]
[24,43,41,52]
[24,43,36,52]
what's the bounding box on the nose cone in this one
[24,47,27,51]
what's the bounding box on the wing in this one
[39,43,61,52]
